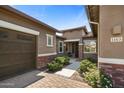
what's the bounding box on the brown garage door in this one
[0,28,36,80]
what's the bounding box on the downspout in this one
[85,6,100,67]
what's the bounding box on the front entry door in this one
[72,42,78,58]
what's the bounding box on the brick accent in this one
[37,55,56,69]
[99,63,124,87]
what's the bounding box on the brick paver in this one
[26,73,91,88]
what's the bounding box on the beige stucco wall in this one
[63,28,86,40]
[100,6,124,59]
[0,7,57,55]
[38,29,56,54]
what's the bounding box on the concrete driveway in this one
[0,70,44,88]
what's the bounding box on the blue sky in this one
[12,5,91,31]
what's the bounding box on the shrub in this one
[84,69,100,88]
[63,56,70,64]
[79,59,96,74]
[47,61,63,72]
[47,56,70,72]
[55,57,65,64]
[100,71,113,88]
[87,57,97,63]
[80,59,113,88]
[84,68,113,88]
[55,56,70,65]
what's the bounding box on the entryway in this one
[65,42,79,58]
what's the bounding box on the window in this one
[46,34,53,47]
[84,40,96,53]
[58,41,64,53]
[17,34,33,41]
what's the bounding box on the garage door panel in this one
[0,41,35,53]
[0,53,36,65]
[0,64,31,78]
[0,57,35,79]
[0,28,36,79]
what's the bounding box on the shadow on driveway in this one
[0,70,44,88]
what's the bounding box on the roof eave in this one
[86,5,99,37]
[1,5,60,33]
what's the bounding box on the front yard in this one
[0,56,113,88]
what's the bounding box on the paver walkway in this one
[27,58,91,88]
[55,58,80,77]
[26,73,91,88]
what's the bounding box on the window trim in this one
[46,34,53,47]
[58,40,64,53]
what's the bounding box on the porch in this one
[64,39,82,59]
[64,38,97,61]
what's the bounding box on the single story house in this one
[87,5,124,87]
[0,5,97,80]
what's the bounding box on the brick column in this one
[78,44,84,60]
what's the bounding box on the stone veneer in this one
[37,55,56,69]
[99,63,124,87]
[78,45,84,60]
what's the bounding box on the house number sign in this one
[110,36,123,43]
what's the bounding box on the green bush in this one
[100,71,113,88]
[79,59,96,73]
[55,56,70,65]
[87,57,97,63]
[64,56,70,63]
[84,69,100,88]
[47,56,70,72]
[55,57,65,64]
[47,61,63,72]
[84,68,113,88]
[80,59,113,88]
